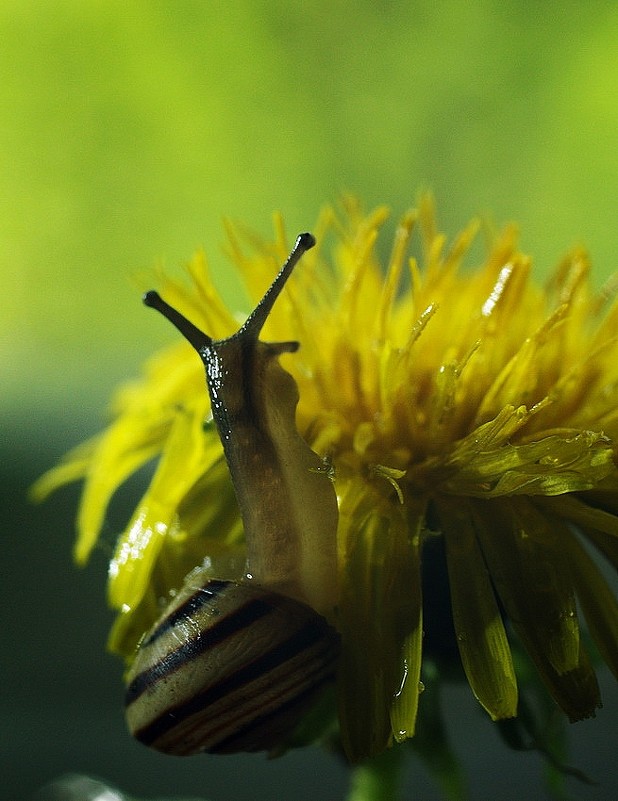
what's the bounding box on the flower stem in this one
[346,747,405,801]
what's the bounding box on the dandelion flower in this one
[34,197,618,771]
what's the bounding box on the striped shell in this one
[125,577,340,755]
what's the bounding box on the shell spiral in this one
[125,577,340,755]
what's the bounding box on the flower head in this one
[34,196,618,765]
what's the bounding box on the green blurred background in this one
[3,2,618,799]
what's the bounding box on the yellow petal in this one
[29,438,96,502]
[337,478,423,761]
[108,402,218,610]
[478,498,580,673]
[76,433,161,565]
[563,530,618,680]
[444,425,615,499]
[439,499,518,720]
[389,499,424,745]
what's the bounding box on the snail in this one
[125,233,341,756]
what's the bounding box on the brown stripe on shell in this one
[141,578,231,648]
[125,590,273,706]
[125,581,340,755]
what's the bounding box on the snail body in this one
[126,233,340,755]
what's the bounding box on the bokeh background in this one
[3,2,618,799]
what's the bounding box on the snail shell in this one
[131,233,341,755]
[125,576,340,755]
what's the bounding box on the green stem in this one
[346,747,405,801]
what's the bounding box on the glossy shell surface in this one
[125,578,340,755]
